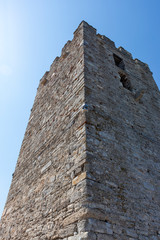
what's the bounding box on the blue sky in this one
[0,0,160,217]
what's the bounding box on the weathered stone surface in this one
[83,21,160,240]
[72,172,87,185]
[0,21,160,239]
[40,160,51,173]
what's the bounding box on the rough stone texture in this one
[0,21,160,239]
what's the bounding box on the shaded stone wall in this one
[0,21,160,240]
[83,22,160,239]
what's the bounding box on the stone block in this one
[72,172,87,186]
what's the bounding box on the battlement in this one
[44,21,153,84]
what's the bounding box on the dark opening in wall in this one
[119,72,132,91]
[113,54,125,70]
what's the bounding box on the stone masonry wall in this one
[0,21,160,240]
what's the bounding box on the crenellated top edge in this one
[78,22,152,72]
[118,47,133,59]
[97,34,115,48]
[134,58,150,70]
[40,21,153,82]
[74,20,97,36]
[61,40,72,56]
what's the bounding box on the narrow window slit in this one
[119,72,132,91]
[113,54,125,70]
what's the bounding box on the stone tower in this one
[0,21,160,240]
